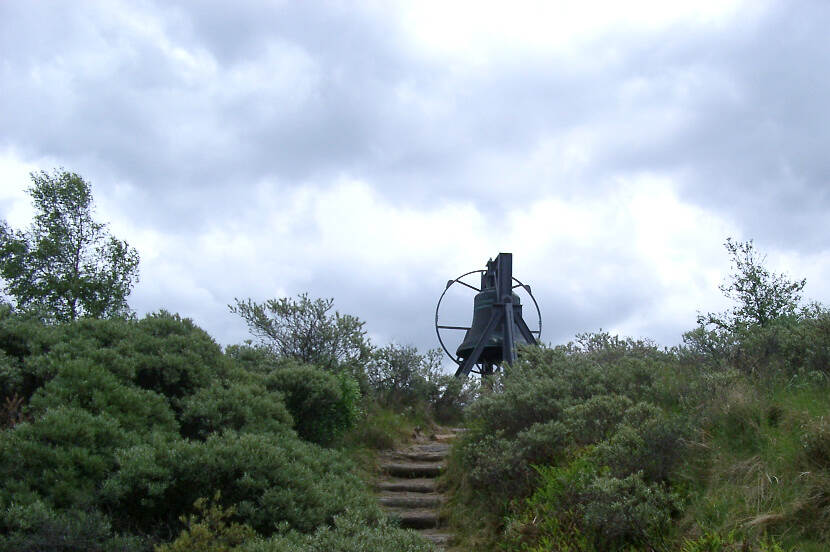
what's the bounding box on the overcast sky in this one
[2,0,829,360]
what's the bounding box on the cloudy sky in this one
[2,0,829,359]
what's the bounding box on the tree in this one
[698,238,806,331]
[229,293,372,371]
[0,169,139,321]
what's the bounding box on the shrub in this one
[132,311,228,400]
[563,394,633,446]
[240,512,435,552]
[179,381,293,440]
[225,343,285,375]
[0,312,228,407]
[577,471,679,548]
[366,345,444,408]
[593,416,688,483]
[468,356,570,438]
[28,360,178,437]
[0,309,63,400]
[462,421,570,499]
[266,365,359,445]
[506,460,679,551]
[102,430,377,537]
[364,345,475,424]
[0,499,145,552]
[0,407,134,509]
[430,372,479,424]
[343,406,410,450]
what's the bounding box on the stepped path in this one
[376,427,463,549]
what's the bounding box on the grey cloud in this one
[3,0,829,356]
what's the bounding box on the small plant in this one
[1,392,28,428]
[156,492,256,552]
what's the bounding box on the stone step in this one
[420,530,454,546]
[385,450,447,462]
[385,508,441,529]
[381,462,443,478]
[376,478,437,493]
[410,443,451,452]
[378,492,443,508]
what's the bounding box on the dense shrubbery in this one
[449,324,830,550]
[0,308,434,551]
[102,430,377,536]
[449,336,688,549]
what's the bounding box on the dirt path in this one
[376,427,462,549]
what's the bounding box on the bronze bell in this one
[456,288,530,362]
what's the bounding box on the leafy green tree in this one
[698,238,806,331]
[0,169,139,321]
[229,294,371,371]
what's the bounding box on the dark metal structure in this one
[435,253,541,378]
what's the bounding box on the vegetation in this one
[0,306,436,551]
[2,177,828,551]
[444,239,830,551]
[0,170,139,321]
[229,294,371,374]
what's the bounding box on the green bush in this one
[240,512,435,552]
[364,345,475,424]
[449,333,693,550]
[430,372,479,424]
[131,311,229,400]
[0,308,63,400]
[0,311,227,406]
[0,407,135,509]
[506,459,679,551]
[462,420,570,499]
[457,334,673,497]
[0,305,397,548]
[563,394,633,446]
[102,430,377,536]
[577,471,679,548]
[266,365,359,445]
[179,381,293,440]
[0,499,145,552]
[28,360,178,437]
[224,343,285,376]
[593,415,687,483]
[229,294,372,377]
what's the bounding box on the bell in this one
[456,288,529,363]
